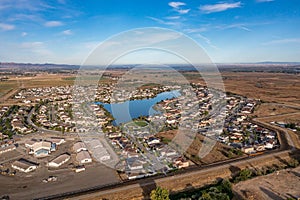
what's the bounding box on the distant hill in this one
[0,62,79,70]
[0,62,299,74]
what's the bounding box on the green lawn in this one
[124,120,148,128]
[134,120,148,127]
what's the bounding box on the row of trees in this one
[150,179,232,200]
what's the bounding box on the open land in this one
[233,165,300,200]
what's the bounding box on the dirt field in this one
[256,112,300,126]
[0,73,75,100]
[233,166,300,200]
[222,72,300,106]
[253,103,300,118]
[182,72,300,107]
[0,163,120,200]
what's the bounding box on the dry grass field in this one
[156,130,244,165]
[183,72,300,107]
[222,72,300,106]
[0,74,75,99]
[253,103,300,118]
[233,166,300,200]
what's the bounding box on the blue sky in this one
[0,0,299,64]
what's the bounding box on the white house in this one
[73,142,88,153]
[76,150,92,164]
[30,141,52,157]
[127,159,143,170]
[265,142,274,150]
[74,166,86,173]
[48,154,70,168]
[147,137,160,146]
[12,159,38,173]
[47,138,65,145]
[0,144,16,154]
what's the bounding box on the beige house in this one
[76,150,92,164]
[48,154,70,168]
[12,159,38,173]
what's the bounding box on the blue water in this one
[95,90,180,125]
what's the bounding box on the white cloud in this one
[0,0,54,12]
[82,41,101,50]
[168,1,190,14]
[44,21,63,27]
[184,27,207,33]
[168,2,186,9]
[147,16,180,26]
[256,0,274,2]
[196,34,219,50]
[262,38,300,45]
[177,9,190,14]
[165,16,181,20]
[21,42,44,48]
[200,2,241,14]
[218,23,252,32]
[8,14,42,22]
[61,29,72,35]
[21,32,27,37]
[0,23,15,31]
[20,41,53,57]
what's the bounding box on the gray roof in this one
[76,150,91,162]
[12,159,38,170]
[49,154,70,165]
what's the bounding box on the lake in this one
[95,90,181,125]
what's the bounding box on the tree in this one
[234,168,253,182]
[150,187,170,200]
[200,187,230,200]
[220,179,232,195]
